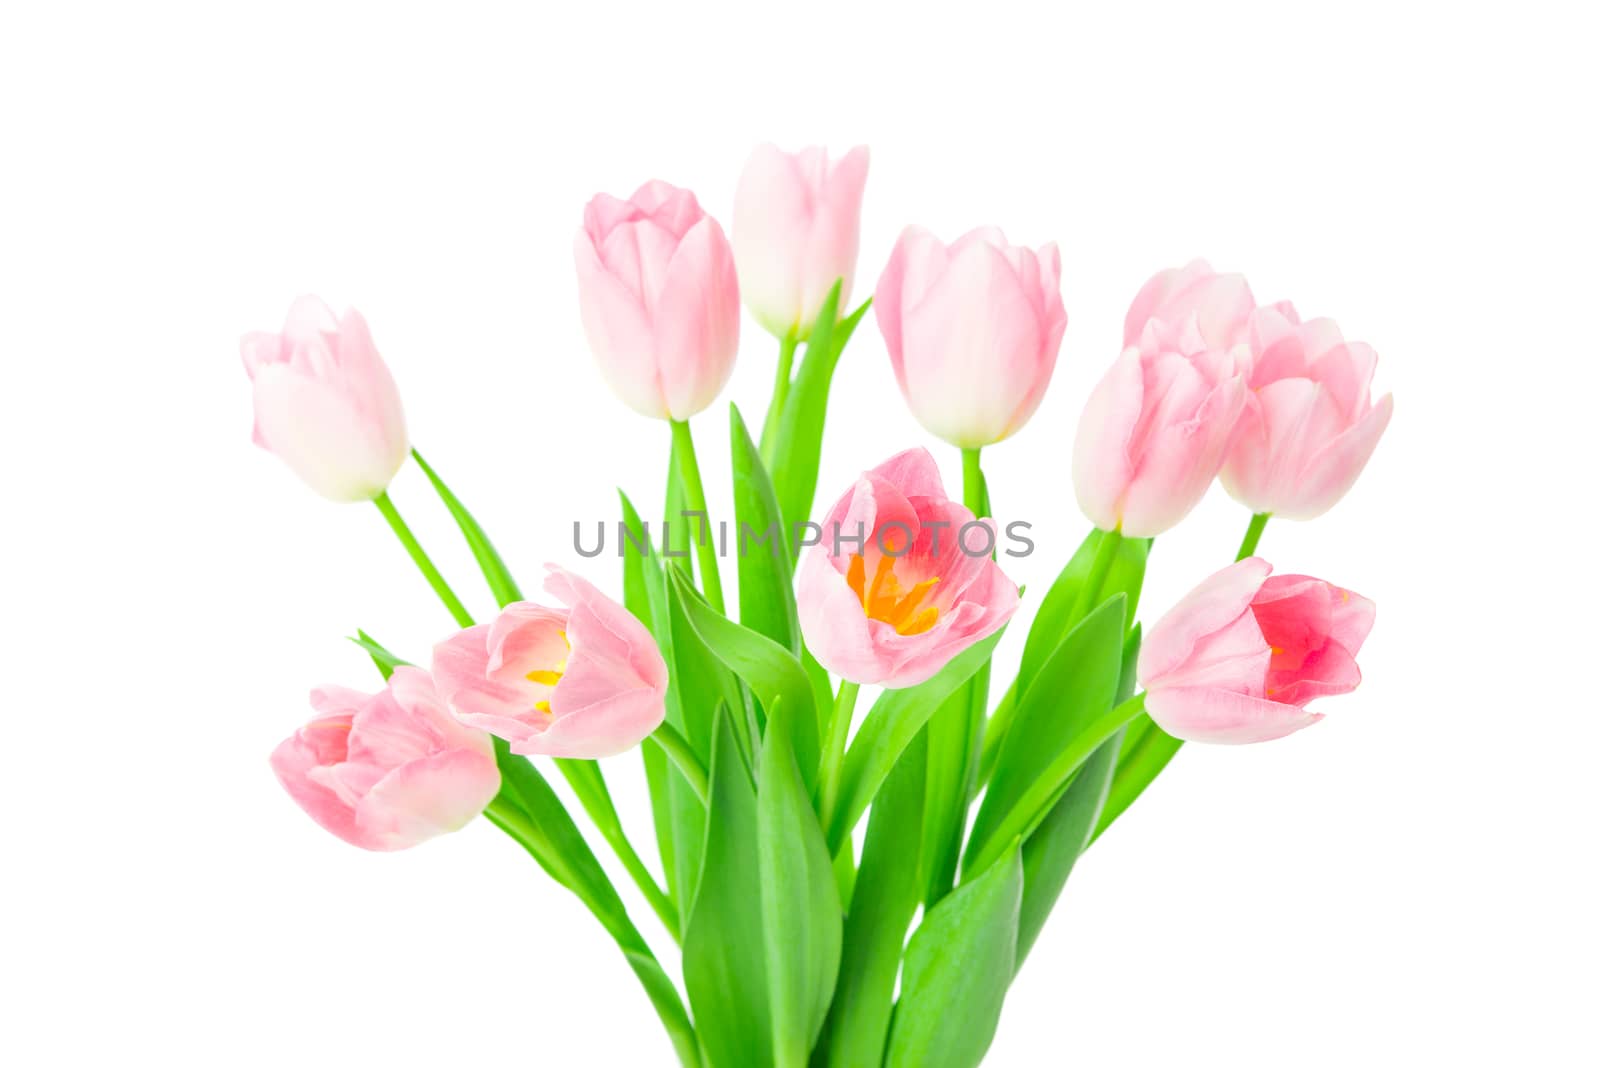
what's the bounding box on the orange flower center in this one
[847,554,940,636]
[525,632,570,715]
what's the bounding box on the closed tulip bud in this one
[1123,258,1256,352]
[1072,316,1249,537]
[874,226,1067,448]
[732,143,870,340]
[1221,304,1394,519]
[574,180,740,421]
[270,667,501,851]
[1139,557,1375,744]
[796,448,1019,688]
[431,566,668,759]
[240,296,408,502]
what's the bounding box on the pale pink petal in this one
[1145,686,1322,744]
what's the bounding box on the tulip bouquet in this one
[244,144,1391,1067]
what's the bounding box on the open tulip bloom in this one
[245,151,1390,1066]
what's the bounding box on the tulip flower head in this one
[733,143,870,341]
[1072,313,1250,537]
[796,448,1019,689]
[270,667,501,851]
[432,566,668,759]
[573,180,740,421]
[1123,258,1256,352]
[1139,557,1375,744]
[874,226,1068,448]
[1221,304,1394,520]
[240,296,409,502]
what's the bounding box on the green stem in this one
[759,331,800,465]
[818,681,861,832]
[372,491,474,628]
[1236,512,1271,561]
[965,693,1146,878]
[961,446,985,517]
[651,722,709,804]
[668,419,725,615]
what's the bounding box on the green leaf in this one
[1014,729,1118,972]
[770,282,872,540]
[411,448,523,607]
[1011,623,1142,967]
[729,403,801,656]
[684,708,829,1068]
[827,626,1006,852]
[965,596,1125,876]
[1093,715,1184,843]
[1017,530,1148,697]
[486,741,700,1066]
[350,630,409,679]
[622,492,678,907]
[667,565,819,788]
[758,721,843,1064]
[919,660,988,908]
[885,842,1024,1068]
[825,730,927,1066]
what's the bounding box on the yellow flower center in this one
[525,632,570,716]
[847,554,940,636]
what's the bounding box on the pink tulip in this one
[270,667,501,851]
[1072,316,1249,537]
[733,143,870,340]
[1123,258,1257,352]
[796,448,1019,688]
[1139,557,1375,744]
[874,226,1067,448]
[431,566,668,759]
[574,180,740,421]
[1221,303,1394,519]
[240,296,408,501]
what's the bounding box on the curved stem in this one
[668,419,725,615]
[651,723,709,804]
[759,331,800,465]
[372,491,474,628]
[1236,511,1271,561]
[818,680,861,831]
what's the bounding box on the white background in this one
[3,2,1596,1064]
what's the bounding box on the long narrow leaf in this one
[825,730,927,1066]
[827,626,1006,852]
[411,448,522,606]
[965,597,1124,874]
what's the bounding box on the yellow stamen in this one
[847,554,942,636]
[525,632,571,714]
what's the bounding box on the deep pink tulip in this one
[1221,304,1394,519]
[1123,258,1256,352]
[1139,557,1375,744]
[733,143,869,340]
[240,296,408,501]
[574,180,740,421]
[431,566,668,759]
[270,667,500,851]
[875,226,1067,448]
[1072,316,1249,537]
[796,448,1019,688]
